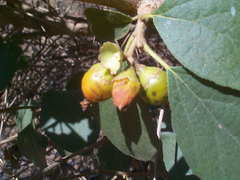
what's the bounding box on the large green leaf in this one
[18,124,48,169]
[85,8,132,41]
[91,96,160,161]
[153,0,240,90]
[167,67,240,179]
[0,39,22,90]
[41,90,100,153]
[97,141,133,171]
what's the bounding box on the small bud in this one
[81,63,114,102]
[112,66,140,111]
[135,63,168,106]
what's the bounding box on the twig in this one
[124,18,146,64]
[0,5,91,38]
[30,136,109,180]
[0,120,3,140]
[57,169,154,180]
[125,37,137,64]
[154,108,164,180]
[0,134,18,146]
[157,108,164,139]
[0,106,41,114]
[153,107,173,180]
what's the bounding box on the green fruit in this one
[136,63,168,106]
[81,63,114,102]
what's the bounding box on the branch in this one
[0,134,18,146]
[0,5,92,38]
[0,106,40,113]
[30,136,109,180]
[57,169,155,180]
[78,0,141,16]
[78,0,164,16]
[0,0,164,38]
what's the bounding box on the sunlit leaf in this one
[91,96,160,161]
[167,67,240,179]
[153,0,240,90]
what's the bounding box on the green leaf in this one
[153,0,240,90]
[167,67,240,179]
[97,141,133,171]
[161,132,200,180]
[85,8,132,41]
[41,90,100,153]
[16,99,38,131]
[91,96,160,161]
[0,39,22,90]
[99,42,123,75]
[18,124,48,169]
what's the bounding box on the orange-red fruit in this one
[81,63,114,102]
[135,63,168,106]
[112,67,140,111]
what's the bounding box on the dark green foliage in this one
[97,141,133,171]
[41,90,100,153]
[18,124,48,170]
[85,8,132,41]
[0,39,22,90]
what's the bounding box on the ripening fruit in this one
[112,66,140,111]
[135,63,168,106]
[81,63,114,102]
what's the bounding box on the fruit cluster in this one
[81,42,168,111]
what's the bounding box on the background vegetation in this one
[0,0,239,179]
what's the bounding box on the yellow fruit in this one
[81,63,114,102]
